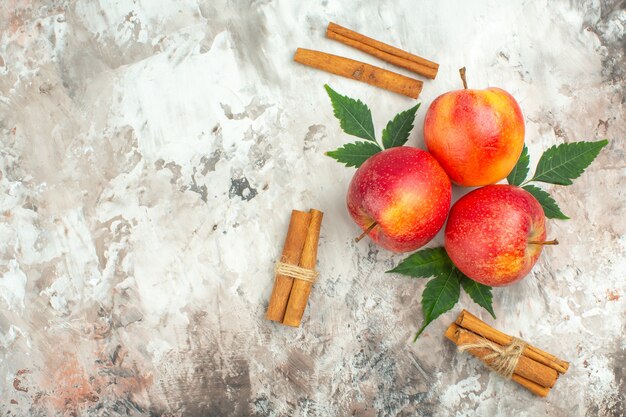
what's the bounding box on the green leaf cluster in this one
[388,247,495,340]
[324,85,420,167]
[507,140,608,219]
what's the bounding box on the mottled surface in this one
[0,1,624,416]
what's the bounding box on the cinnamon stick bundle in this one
[283,209,323,327]
[445,310,569,397]
[456,310,569,374]
[326,22,439,79]
[266,210,311,322]
[266,209,323,326]
[294,48,423,99]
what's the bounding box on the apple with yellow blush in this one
[444,184,558,286]
[347,147,451,253]
[424,68,525,186]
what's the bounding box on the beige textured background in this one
[0,0,624,416]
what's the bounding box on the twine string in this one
[458,337,527,379]
[275,262,318,284]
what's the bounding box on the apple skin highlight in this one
[424,87,525,186]
[444,185,547,286]
[347,147,452,253]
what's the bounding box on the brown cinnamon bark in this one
[294,48,423,99]
[328,23,438,69]
[455,310,569,374]
[266,210,311,322]
[283,209,324,327]
[511,374,551,398]
[445,323,555,396]
[456,325,557,387]
[326,23,438,79]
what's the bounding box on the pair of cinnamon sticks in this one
[266,209,323,327]
[294,22,438,98]
[446,310,569,397]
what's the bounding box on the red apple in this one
[444,184,557,286]
[347,147,451,253]
[424,69,525,186]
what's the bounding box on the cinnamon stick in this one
[328,22,438,70]
[327,22,438,79]
[456,310,569,374]
[282,209,324,327]
[445,324,551,397]
[446,324,558,390]
[294,48,423,99]
[511,374,551,398]
[266,210,311,322]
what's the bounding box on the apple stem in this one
[459,67,468,89]
[355,222,378,243]
[528,238,559,246]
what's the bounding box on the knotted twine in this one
[458,336,528,379]
[274,262,318,284]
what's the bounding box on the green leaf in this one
[522,185,569,219]
[324,84,376,143]
[387,247,452,278]
[326,141,382,168]
[414,267,461,341]
[382,103,420,149]
[388,247,496,340]
[530,140,608,185]
[507,144,529,186]
[460,275,496,319]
